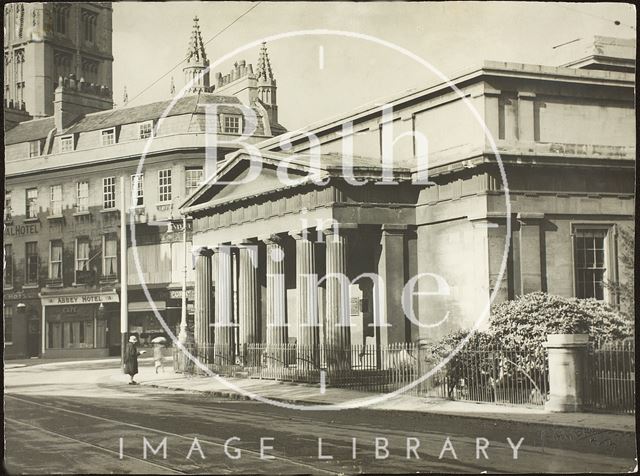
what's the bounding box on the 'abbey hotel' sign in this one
[40,291,120,306]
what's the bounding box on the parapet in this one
[55,73,112,98]
[4,98,27,111]
[216,60,255,88]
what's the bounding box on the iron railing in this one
[173,341,550,406]
[585,339,635,414]
[438,341,549,406]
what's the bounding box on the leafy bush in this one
[425,292,633,399]
[489,292,633,350]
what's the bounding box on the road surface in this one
[4,360,636,474]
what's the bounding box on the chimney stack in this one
[54,74,113,132]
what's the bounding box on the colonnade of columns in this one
[192,227,351,370]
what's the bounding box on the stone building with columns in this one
[180,36,634,368]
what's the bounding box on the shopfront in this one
[127,289,178,346]
[41,291,119,358]
[167,286,195,337]
[4,290,41,359]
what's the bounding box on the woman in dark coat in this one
[123,335,145,384]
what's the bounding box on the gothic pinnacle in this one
[186,15,207,64]
[256,42,274,83]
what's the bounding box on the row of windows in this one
[1,227,616,300]
[3,236,118,288]
[58,121,153,154]
[52,5,97,44]
[54,115,242,154]
[4,167,203,218]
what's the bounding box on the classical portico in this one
[181,151,422,370]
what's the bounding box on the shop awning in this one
[128,301,166,312]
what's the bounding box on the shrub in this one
[427,292,633,398]
[489,292,633,350]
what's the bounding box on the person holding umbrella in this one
[124,335,146,384]
[152,336,167,373]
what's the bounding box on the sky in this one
[112,2,636,130]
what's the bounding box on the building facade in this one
[180,37,635,368]
[4,2,113,120]
[3,17,286,359]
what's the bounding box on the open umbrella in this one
[151,336,168,344]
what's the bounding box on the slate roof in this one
[65,92,244,134]
[4,116,55,145]
[4,92,262,145]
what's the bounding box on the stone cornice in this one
[424,151,634,180]
[255,62,633,153]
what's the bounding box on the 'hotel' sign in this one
[40,292,120,306]
[4,223,40,236]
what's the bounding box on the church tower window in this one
[82,10,98,44]
[53,4,70,36]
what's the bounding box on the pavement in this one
[5,354,171,369]
[109,364,636,434]
[5,358,637,473]
[8,356,635,434]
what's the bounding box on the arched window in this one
[54,4,69,35]
[82,10,97,44]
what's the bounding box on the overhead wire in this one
[124,2,263,108]
[557,4,635,30]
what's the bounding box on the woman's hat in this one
[129,335,138,343]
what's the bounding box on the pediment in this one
[184,154,317,210]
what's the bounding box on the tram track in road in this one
[5,417,188,475]
[5,375,634,474]
[5,394,346,475]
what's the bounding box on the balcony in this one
[75,270,96,286]
[46,278,64,288]
[131,208,148,224]
[47,211,64,221]
[99,273,118,284]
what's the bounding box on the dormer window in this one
[139,121,153,139]
[29,140,41,157]
[223,115,241,134]
[60,135,74,153]
[101,128,116,146]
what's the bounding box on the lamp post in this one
[120,175,129,367]
[178,215,190,343]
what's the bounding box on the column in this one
[377,225,408,348]
[324,227,351,371]
[193,247,213,363]
[238,240,260,364]
[517,213,544,295]
[214,245,235,366]
[265,236,288,366]
[291,231,320,370]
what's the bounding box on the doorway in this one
[27,315,41,357]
